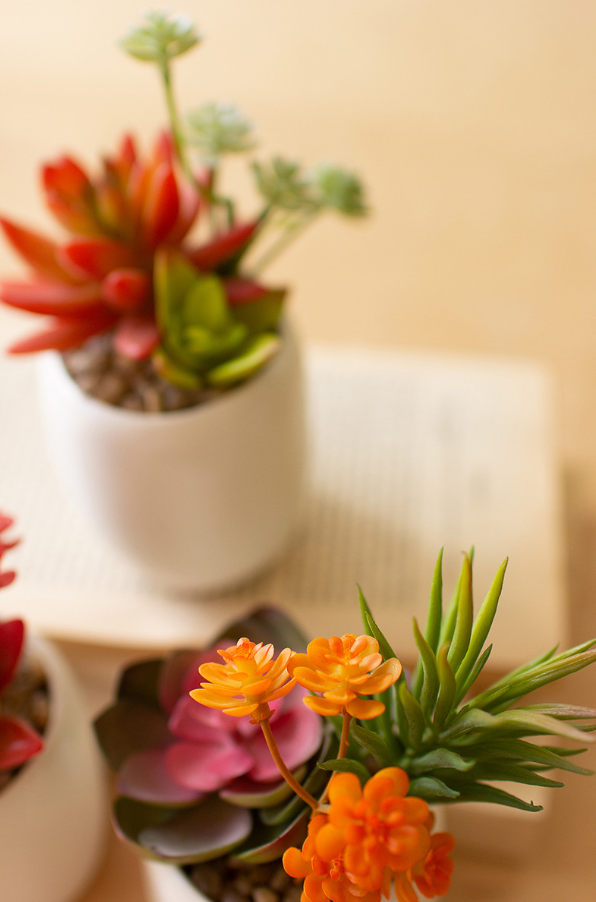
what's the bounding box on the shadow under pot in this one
[37,322,308,592]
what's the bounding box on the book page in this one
[0,326,565,670]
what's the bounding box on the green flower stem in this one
[160,61,203,197]
[260,718,319,811]
[250,209,320,276]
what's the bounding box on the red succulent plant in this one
[0,132,262,362]
[0,513,44,774]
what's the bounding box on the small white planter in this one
[38,324,307,592]
[143,808,449,902]
[0,635,107,902]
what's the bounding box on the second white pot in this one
[0,635,107,902]
[38,324,307,592]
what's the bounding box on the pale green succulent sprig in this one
[327,551,596,812]
[121,10,367,265]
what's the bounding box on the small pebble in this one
[270,868,291,893]
[191,863,224,900]
[283,886,302,902]
[95,372,128,405]
[252,887,278,902]
[221,889,245,902]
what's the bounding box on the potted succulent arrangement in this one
[0,11,367,591]
[0,510,107,902]
[94,550,596,902]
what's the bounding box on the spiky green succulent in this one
[332,550,596,812]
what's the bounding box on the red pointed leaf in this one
[0,515,14,534]
[0,218,79,283]
[167,183,202,245]
[142,164,180,249]
[186,221,259,272]
[42,155,91,199]
[102,269,151,311]
[0,619,24,692]
[0,572,16,589]
[0,714,43,770]
[8,310,117,354]
[224,278,268,305]
[114,314,160,360]
[58,237,138,280]
[0,279,103,316]
[152,131,175,167]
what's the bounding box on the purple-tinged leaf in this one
[114,795,252,864]
[220,768,305,809]
[117,748,204,806]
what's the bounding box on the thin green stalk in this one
[250,210,319,275]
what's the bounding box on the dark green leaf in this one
[433,646,457,729]
[358,586,397,660]
[408,777,460,800]
[94,700,170,771]
[411,619,439,717]
[447,554,473,675]
[117,659,163,707]
[410,748,475,775]
[350,722,394,767]
[456,558,507,693]
[398,682,425,750]
[447,783,543,812]
[114,796,251,864]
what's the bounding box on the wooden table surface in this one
[1,2,596,898]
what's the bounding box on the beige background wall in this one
[1,3,596,900]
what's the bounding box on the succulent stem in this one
[260,718,319,811]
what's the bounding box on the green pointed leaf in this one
[410,748,475,775]
[425,548,444,654]
[455,645,493,705]
[523,704,596,720]
[153,347,202,389]
[408,777,460,800]
[447,554,474,674]
[463,761,564,789]
[350,722,394,767]
[490,710,596,743]
[231,290,286,334]
[456,558,507,693]
[399,682,425,750]
[440,550,473,648]
[206,333,281,387]
[448,783,543,812]
[433,646,457,729]
[440,707,494,744]
[318,758,371,783]
[411,619,439,717]
[358,586,397,660]
[114,796,251,865]
[471,738,593,775]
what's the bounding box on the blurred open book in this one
[1,318,565,673]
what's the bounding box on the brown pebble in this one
[76,372,102,395]
[191,863,224,900]
[270,868,291,893]
[120,394,145,412]
[29,690,50,732]
[282,886,302,902]
[252,887,278,902]
[234,876,254,895]
[221,889,245,902]
[95,372,128,405]
[140,385,163,412]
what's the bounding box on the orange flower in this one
[323,769,431,895]
[190,638,295,723]
[289,634,401,719]
[283,814,382,902]
[409,831,455,899]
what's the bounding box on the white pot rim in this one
[43,322,292,426]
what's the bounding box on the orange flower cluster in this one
[283,768,454,902]
[289,634,401,719]
[189,637,295,724]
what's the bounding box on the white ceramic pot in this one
[0,634,107,902]
[143,808,449,902]
[38,323,307,592]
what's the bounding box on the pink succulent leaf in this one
[168,695,236,743]
[116,747,204,806]
[247,704,323,783]
[0,713,43,770]
[166,740,254,792]
[0,619,25,692]
[113,313,160,360]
